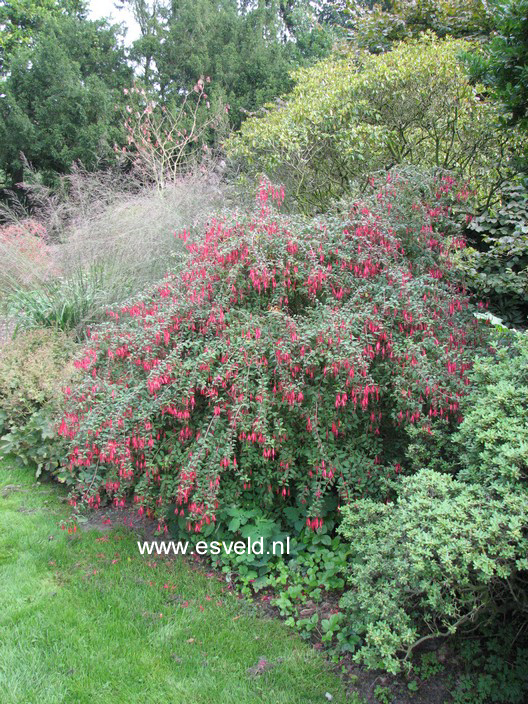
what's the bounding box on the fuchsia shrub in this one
[58,171,488,531]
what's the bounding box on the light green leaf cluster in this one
[228,34,523,211]
[338,468,528,673]
[0,328,78,473]
[456,330,528,488]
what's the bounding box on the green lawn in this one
[0,463,346,704]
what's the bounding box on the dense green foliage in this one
[0,328,77,472]
[0,0,336,188]
[456,330,528,489]
[126,0,334,129]
[0,0,87,73]
[0,328,75,421]
[6,268,110,337]
[459,183,528,325]
[228,35,522,211]
[347,0,494,54]
[0,15,132,185]
[57,172,486,527]
[464,0,528,132]
[1,3,528,701]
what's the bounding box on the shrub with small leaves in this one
[0,328,77,473]
[58,171,487,527]
[455,329,528,489]
[338,469,528,675]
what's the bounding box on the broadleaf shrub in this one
[227,35,523,212]
[458,183,528,326]
[58,171,487,527]
[348,0,494,55]
[337,329,528,690]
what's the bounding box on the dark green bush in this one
[459,184,528,326]
[463,0,528,132]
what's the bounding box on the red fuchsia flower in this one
[58,173,487,529]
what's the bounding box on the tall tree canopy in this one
[0,0,87,74]
[0,14,132,185]
[125,0,335,127]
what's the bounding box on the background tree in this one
[123,0,167,86]
[124,0,335,129]
[0,15,132,187]
[0,0,87,74]
[346,0,494,54]
[464,0,528,132]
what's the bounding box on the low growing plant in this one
[451,627,528,704]
[7,266,109,338]
[338,469,528,675]
[0,328,77,474]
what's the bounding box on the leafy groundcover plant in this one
[57,170,488,531]
[0,328,77,473]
